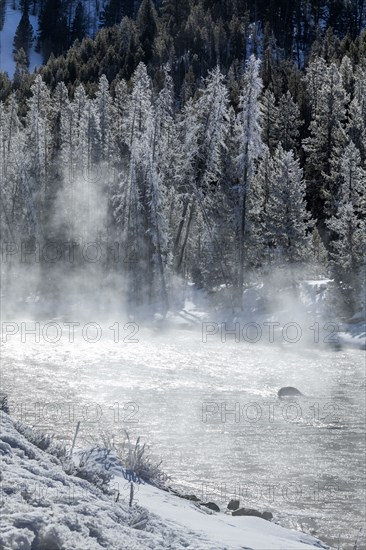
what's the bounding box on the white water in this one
[2,325,365,549]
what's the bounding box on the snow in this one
[1,411,329,549]
[134,483,328,550]
[0,0,42,78]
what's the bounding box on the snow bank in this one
[133,483,329,550]
[0,412,329,549]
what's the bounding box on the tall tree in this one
[235,55,263,297]
[326,142,366,313]
[303,59,348,238]
[273,91,302,152]
[101,0,135,27]
[38,0,68,61]
[13,6,33,66]
[136,0,158,64]
[261,88,277,152]
[264,145,313,267]
[25,76,52,238]
[71,1,87,43]
[174,67,229,277]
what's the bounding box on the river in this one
[1,322,365,549]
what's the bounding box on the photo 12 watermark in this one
[1,240,139,266]
[201,321,341,345]
[1,321,140,344]
[4,400,140,430]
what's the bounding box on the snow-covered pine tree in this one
[347,96,366,162]
[261,88,277,152]
[143,122,170,312]
[60,83,103,244]
[353,64,366,126]
[273,91,302,152]
[303,60,348,239]
[246,145,273,270]
[61,83,87,186]
[25,75,52,239]
[174,67,229,282]
[47,81,69,224]
[0,96,26,297]
[95,75,113,163]
[340,55,354,98]
[235,55,263,297]
[326,144,366,314]
[112,78,131,161]
[304,56,328,117]
[264,145,313,267]
[113,63,154,307]
[141,66,176,312]
[0,96,23,242]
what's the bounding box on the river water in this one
[2,323,365,549]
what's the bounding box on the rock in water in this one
[277,386,303,398]
[227,499,240,511]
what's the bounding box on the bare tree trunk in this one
[173,197,190,259]
[177,201,196,273]
[238,163,248,308]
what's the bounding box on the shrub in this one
[0,392,10,414]
[102,431,169,488]
[14,421,68,461]
[70,447,114,494]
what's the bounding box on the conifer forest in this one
[1,0,365,317]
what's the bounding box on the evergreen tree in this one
[13,6,33,65]
[245,145,272,270]
[161,0,189,35]
[113,63,153,306]
[61,85,89,181]
[71,1,87,43]
[347,97,366,161]
[340,55,354,97]
[38,0,68,61]
[13,48,30,84]
[112,78,131,160]
[101,0,135,27]
[136,0,158,64]
[235,55,263,296]
[273,91,302,152]
[261,88,277,152]
[95,74,113,162]
[264,145,313,266]
[174,67,229,275]
[0,95,23,242]
[326,143,366,313]
[25,75,52,237]
[353,64,366,126]
[303,60,348,236]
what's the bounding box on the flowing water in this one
[2,323,365,549]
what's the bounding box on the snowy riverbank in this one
[0,412,329,550]
[154,278,366,351]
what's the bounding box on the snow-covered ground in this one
[1,412,329,549]
[0,0,42,77]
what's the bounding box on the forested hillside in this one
[1,0,365,318]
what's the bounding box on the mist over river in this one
[2,324,365,549]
